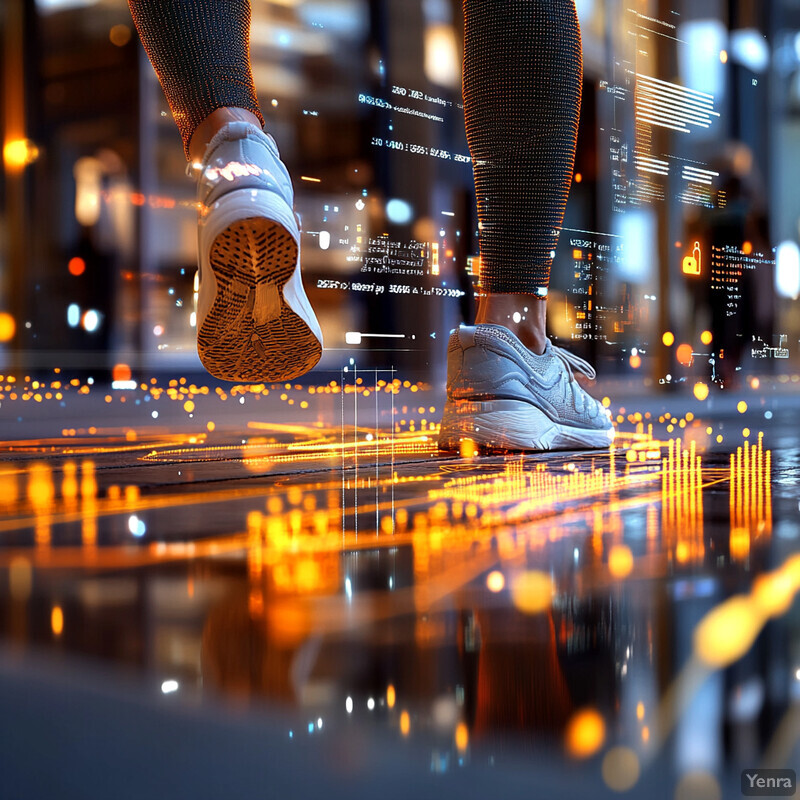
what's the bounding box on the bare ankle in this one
[474,292,548,354]
[188,107,263,163]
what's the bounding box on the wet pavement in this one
[0,369,798,799]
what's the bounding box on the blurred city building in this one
[1,0,799,384]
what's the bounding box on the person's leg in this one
[188,108,261,163]
[128,0,264,160]
[463,0,582,354]
[439,0,612,452]
[128,0,322,382]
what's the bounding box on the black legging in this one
[463,0,582,295]
[128,0,264,158]
[128,0,582,296]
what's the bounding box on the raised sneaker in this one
[193,121,322,382]
[438,323,615,453]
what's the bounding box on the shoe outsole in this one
[197,216,322,383]
[437,399,615,453]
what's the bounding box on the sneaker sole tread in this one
[198,217,322,382]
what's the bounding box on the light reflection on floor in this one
[0,368,798,798]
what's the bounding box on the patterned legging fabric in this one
[463,0,582,295]
[128,0,264,159]
[129,0,582,294]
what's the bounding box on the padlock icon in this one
[682,241,702,275]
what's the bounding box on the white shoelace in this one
[551,344,597,381]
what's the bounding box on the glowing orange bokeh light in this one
[0,312,16,342]
[510,571,553,614]
[51,606,64,636]
[486,570,505,592]
[3,138,39,171]
[565,708,606,758]
[455,722,469,752]
[693,382,710,402]
[676,344,694,366]
[112,363,132,382]
[608,545,634,578]
[68,257,86,276]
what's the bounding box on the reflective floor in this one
[0,369,799,799]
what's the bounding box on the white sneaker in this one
[194,121,322,382]
[438,324,615,452]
